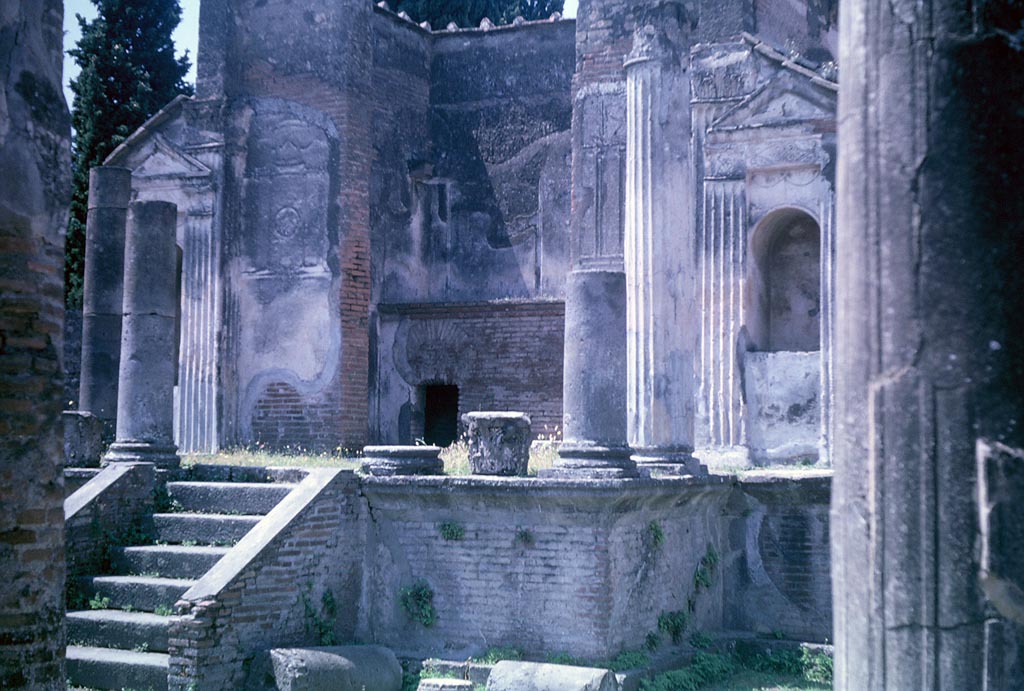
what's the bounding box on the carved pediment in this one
[709,72,836,133]
[125,133,211,180]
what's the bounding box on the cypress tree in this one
[65,0,192,307]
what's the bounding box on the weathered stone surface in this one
[623,6,702,476]
[552,269,635,478]
[833,0,1024,686]
[418,679,473,691]
[78,165,131,432]
[0,1,71,688]
[104,201,180,468]
[743,352,819,465]
[463,412,531,476]
[63,410,106,467]
[485,661,618,691]
[361,445,443,476]
[268,645,402,691]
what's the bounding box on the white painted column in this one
[623,10,704,476]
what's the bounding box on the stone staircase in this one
[66,473,298,691]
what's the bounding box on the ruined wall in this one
[412,21,574,303]
[722,473,832,642]
[0,1,71,688]
[359,478,728,660]
[373,301,564,443]
[200,0,375,449]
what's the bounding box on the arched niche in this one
[747,208,821,352]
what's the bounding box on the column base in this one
[631,447,708,478]
[360,445,444,476]
[103,441,180,469]
[541,443,639,479]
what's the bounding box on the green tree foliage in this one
[391,0,564,29]
[65,0,192,307]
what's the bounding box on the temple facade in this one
[90,0,839,467]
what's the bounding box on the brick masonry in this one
[156,470,832,688]
[722,473,832,642]
[65,463,156,588]
[168,470,364,690]
[0,2,72,689]
[374,301,565,443]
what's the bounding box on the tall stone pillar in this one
[833,0,1024,687]
[548,0,638,479]
[78,166,131,433]
[623,6,703,476]
[551,268,636,477]
[104,201,181,468]
[0,2,71,688]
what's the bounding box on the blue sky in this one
[62,0,578,106]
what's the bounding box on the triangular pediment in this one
[709,71,836,133]
[124,132,211,180]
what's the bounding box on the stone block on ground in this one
[485,661,618,691]
[463,412,532,476]
[361,445,443,476]
[269,645,402,691]
[418,679,474,690]
[64,410,106,467]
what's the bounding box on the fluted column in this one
[104,201,180,468]
[833,0,1024,686]
[623,8,703,476]
[79,166,131,435]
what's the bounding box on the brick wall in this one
[168,470,364,690]
[65,463,156,586]
[722,473,832,642]
[0,3,71,688]
[359,477,730,660]
[376,301,565,442]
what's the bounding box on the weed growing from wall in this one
[514,527,534,547]
[438,522,465,541]
[400,580,437,626]
[645,521,665,550]
[302,586,338,645]
[472,647,523,664]
[657,610,689,644]
[689,631,713,649]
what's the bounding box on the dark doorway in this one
[423,384,459,447]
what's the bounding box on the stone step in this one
[115,544,230,579]
[65,467,101,496]
[154,512,261,545]
[67,609,170,653]
[80,575,194,612]
[166,480,295,515]
[184,463,308,484]
[66,644,169,691]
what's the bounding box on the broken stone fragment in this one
[463,412,531,476]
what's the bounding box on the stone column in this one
[104,201,180,468]
[623,7,703,476]
[833,0,1024,687]
[0,3,71,688]
[548,0,638,479]
[551,268,636,477]
[78,166,131,434]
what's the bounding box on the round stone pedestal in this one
[361,445,443,476]
[463,412,531,476]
